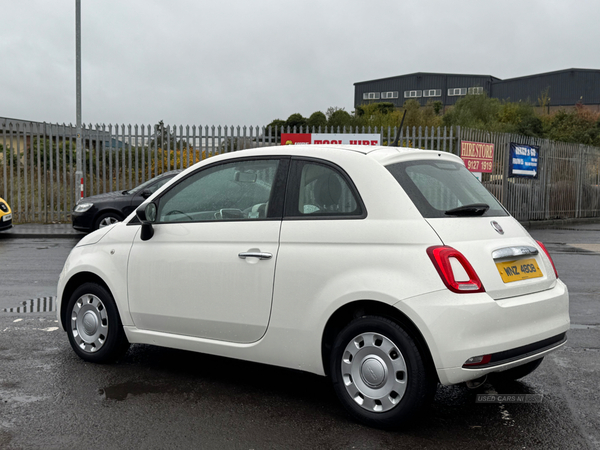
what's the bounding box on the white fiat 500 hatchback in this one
[57,145,569,428]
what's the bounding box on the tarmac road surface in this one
[0,223,598,449]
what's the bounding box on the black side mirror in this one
[136,202,157,241]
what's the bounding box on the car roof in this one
[159,169,183,177]
[213,145,463,167]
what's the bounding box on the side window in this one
[156,159,280,223]
[286,160,363,217]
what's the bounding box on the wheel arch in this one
[60,271,113,331]
[321,300,437,382]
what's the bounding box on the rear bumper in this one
[397,279,570,385]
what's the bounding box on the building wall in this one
[491,69,600,107]
[354,73,498,108]
[354,69,600,110]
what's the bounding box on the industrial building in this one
[354,68,600,112]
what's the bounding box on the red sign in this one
[281,133,381,146]
[281,133,311,145]
[460,141,494,173]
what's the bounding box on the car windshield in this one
[126,173,175,195]
[386,159,508,218]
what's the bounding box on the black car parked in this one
[72,170,181,232]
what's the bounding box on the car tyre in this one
[95,212,122,230]
[66,282,129,363]
[330,316,436,429]
[491,358,544,382]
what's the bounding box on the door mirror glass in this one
[136,202,157,223]
[145,203,157,222]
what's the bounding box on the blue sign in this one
[509,143,539,178]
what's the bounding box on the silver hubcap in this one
[341,332,408,413]
[71,294,108,353]
[99,216,119,228]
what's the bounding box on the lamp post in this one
[75,0,83,203]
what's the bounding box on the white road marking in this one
[13,318,23,322]
[568,243,600,253]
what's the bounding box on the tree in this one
[442,94,501,129]
[307,111,327,130]
[355,102,395,117]
[285,113,307,130]
[327,108,353,129]
[266,119,286,140]
[497,102,543,137]
[148,120,188,149]
[432,101,444,115]
[543,105,600,146]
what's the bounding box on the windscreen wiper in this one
[445,203,489,216]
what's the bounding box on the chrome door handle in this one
[238,252,272,260]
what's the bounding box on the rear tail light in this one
[427,246,485,293]
[536,240,559,279]
[463,354,492,367]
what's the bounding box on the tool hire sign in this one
[281,133,381,146]
[460,141,495,173]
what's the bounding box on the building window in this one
[448,88,467,96]
[363,92,381,100]
[381,91,399,99]
[423,89,442,98]
[468,87,484,95]
[404,90,422,98]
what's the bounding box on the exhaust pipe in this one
[465,375,488,389]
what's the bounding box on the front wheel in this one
[95,212,122,230]
[330,316,436,429]
[66,282,129,363]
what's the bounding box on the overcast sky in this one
[1,0,599,127]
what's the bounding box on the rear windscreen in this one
[386,159,508,218]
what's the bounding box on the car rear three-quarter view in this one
[56,145,569,430]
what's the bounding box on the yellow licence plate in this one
[496,258,543,283]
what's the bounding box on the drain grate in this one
[3,297,57,313]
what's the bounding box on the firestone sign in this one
[281,133,381,146]
[460,141,495,173]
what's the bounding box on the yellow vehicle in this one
[0,197,13,231]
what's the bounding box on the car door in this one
[127,157,287,343]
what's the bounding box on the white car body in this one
[57,145,569,425]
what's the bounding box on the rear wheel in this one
[66,282,129,363]
[330,316,436,429]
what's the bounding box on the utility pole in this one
[75,0,83,203]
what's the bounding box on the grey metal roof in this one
[354,69,600,108]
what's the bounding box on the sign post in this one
[75,0,83,203]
